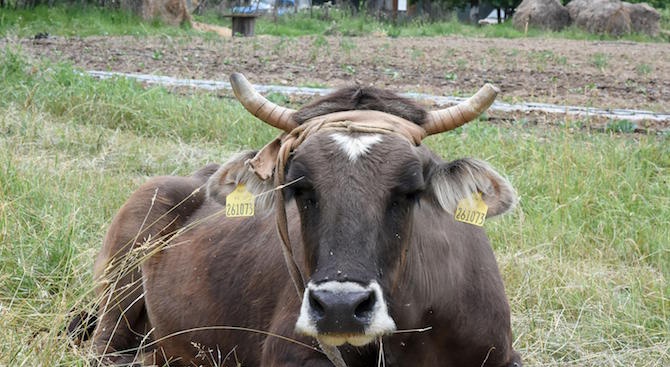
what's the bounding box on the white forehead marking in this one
[330,133,383,161]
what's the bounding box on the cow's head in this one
[227,73,517,347]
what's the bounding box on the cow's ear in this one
[429,158,517,218]
[206,151,276,211]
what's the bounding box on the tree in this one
[489,0,522,21]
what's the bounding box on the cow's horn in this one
[230,73,298,132]
[423,83,499,135]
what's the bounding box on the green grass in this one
[662,8,670,36]
[0,4,195,37]
[1,4,669,42]
[257,10,669,42]
[1,45,669,366]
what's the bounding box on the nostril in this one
[308,291,326,318]
[354,291,376,319]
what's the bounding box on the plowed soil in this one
[7,34,670,125]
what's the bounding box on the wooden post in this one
[393,0,398,23]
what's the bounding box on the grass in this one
[253,9,670,42]
[0,4,198,37]
[1,38,669,367]
[1,4,669,42]
[591,52,609,72]
[251,8,670,42]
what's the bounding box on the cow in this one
[84,73,522,367]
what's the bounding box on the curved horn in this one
[230,73,298,132]
[423,83,499,135]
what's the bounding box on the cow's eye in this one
[296,189,314,202]
[390,190,420,209]
[291,183,317,208]
[292,183,312,198]
[393,167,424,207]
[404,190,421,202]
[304,197,317,207]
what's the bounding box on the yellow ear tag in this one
[225,184,255,218]
[454,192,488,226]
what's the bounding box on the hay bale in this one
[121,0,192,26]
[513,0,571,32]
[624,2,661,37]
[567,0,631,36]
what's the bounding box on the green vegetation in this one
[561,0,667,8]
[621,0,667,9]
[661,7,670,33]
[1,4,669,42]
[1,43,668,366]
[591,52,610,71]
[605,119,637,133]
[635,62,652,76]
[258,9,668,42]
[0,4,197,37]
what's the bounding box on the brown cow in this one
[85,74,522,367]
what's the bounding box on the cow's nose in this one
[308,288,376,333]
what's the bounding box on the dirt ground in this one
[6,33,670,128]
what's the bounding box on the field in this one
[1,6,669,367]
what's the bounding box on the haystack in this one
[513,0,571,32]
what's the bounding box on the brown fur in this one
[206,150,275,212]
[292,86,428,125]
[90,163,217,364]
[85,87,521,367]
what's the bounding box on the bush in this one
[563,0,666,9]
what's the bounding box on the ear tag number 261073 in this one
[454,192,488,226]
[226,184,255,218]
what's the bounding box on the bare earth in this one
[6,34,670,127]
